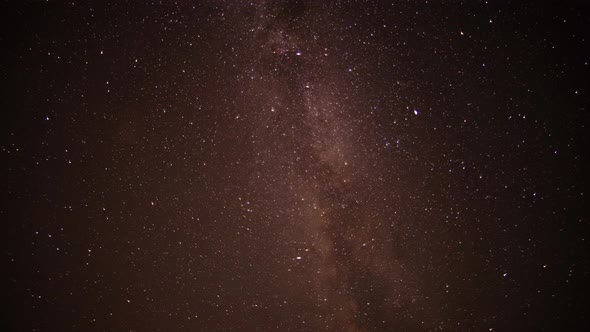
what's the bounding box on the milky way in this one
[2,1,589,331]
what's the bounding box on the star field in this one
[2,1,589,331]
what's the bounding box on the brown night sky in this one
[2,1,589,331]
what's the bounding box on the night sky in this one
[2,1,589,331]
